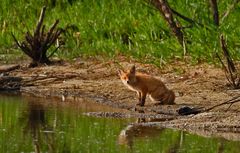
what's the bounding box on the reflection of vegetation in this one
[20,101,55,153]
[165,130,184,153]
[1,96,240,153]
[217,138,225,153]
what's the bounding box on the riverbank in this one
[2,56,240,139]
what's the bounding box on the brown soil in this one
[3,56,240,140]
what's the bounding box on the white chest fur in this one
[121,80,139,92]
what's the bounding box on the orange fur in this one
[118,65,175,106]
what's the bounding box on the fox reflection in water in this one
[118,118,185,152]
[19,101,55,153]
[118,118,165,149]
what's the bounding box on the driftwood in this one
[0,64,20,73]
[12,6,63,67]
[0,72,78,91]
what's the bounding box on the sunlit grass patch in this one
[0,0,240,66]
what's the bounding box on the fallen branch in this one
[170,8,205,28]
[0,64,20,73]
[21,73,79,86]
[204,96,240,112]
[177,96,240,116]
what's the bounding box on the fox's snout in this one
[121,78,130,85]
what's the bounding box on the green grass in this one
[0,0,240,65]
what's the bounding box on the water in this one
[0,94,240,153]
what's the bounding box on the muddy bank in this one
[2,57,240,138]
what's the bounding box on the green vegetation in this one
[0,0,240,65]
[1,95,240,153]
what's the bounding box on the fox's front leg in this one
[136,91,146,106]
[137,92,142,104]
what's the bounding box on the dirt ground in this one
[2,56,240,140]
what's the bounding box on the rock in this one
[177,106,202,116]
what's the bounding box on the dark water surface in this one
[0,93,240,153]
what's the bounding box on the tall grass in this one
[0,0,240,65]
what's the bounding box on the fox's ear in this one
[118,69,124,76]
[130,65,136,74]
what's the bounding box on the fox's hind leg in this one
[149,94,164,106]
[153,101,164,106]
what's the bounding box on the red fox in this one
[118,65,175,106]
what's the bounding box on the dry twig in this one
[178,96,240,116]
[217,34,240,89]
[204,96,240,112]
[170,8,205,28]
